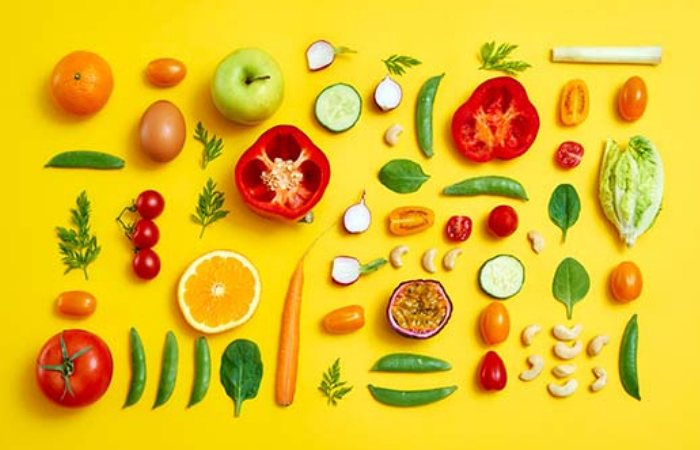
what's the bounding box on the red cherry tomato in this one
[133,248,161,280]
[618,76,647,122]
[555,141,584,169]
[479,350,507,391]
[445,215,473,242]
[135,190,165,220]
[131,219,160,249]
[487,205,518,237]
[36,329,113,407]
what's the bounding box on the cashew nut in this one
[547,379,578,398]
[521,324,542,347]
[527,230,545,254]
[421,248,437,273]
[389,245,409,268]
[590,367,608,392]
[552,364,577,379]
[442,248,463,271]
[552,324,583,341]
[519,355,544,381]
[384,124,404,146]
[553,340,583,360]
[587,335,610,357]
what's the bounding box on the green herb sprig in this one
[478,42,531,75]
[382,54,421,76]
[56,191,101,280]
[192,178,229,238]
[194,122,224,170]
[318,358,353,406]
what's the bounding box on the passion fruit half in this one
[387,279,452,339]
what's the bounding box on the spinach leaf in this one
[220,339,263,417]
[552,257,590,319]
[378,159,430,193]
[548,183,581,241]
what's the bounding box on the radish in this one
[374,75,403,111]
[331,256,388,285]
[306,40,356,71]
[343,191,371,234]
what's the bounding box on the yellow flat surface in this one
[5,0,700,449]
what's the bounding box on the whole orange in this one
[51,51,114,115]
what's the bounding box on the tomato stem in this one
[39,333,93,400]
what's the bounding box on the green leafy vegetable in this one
[548,184,581,241]
[56,191,101,280]
[382,54,421,76]
[378,159,430,193]
[194,121,224,170]
[192,178,229,238]
[479,42,531,75]
[220,339,263,417]
[552,257,590,320]
[318,358,353,406]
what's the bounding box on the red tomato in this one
[131,219,160,249]
[445,215,473,242]
[135,190,165,220]
[488,205,518,237]
[555,141,584,169]
[610,261,643,303]
[479,302,510,345]
[452,77,540,162]
[133,248,161,280]
[479,350,507,391]
[36,329,113,407]
[146,58,187,87]
[618,76,647,121]
[322,305,365,334]
[235,125,331,222]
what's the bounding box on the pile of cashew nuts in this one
[519,323,610,398]
[389,245,463,273]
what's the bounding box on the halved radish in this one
[306,40,356,71]
[343,191,371,234]
[331,256,387,285]
[374,75,403,111]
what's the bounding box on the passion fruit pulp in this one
[387,279,452,339]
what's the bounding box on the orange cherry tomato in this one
[618,76,647,121]
[322,305,365,334]
[146,58,187,87]
[559,79,589,126]
[479,302,510,345]
[610,261,643,303]
[387,206,435,236]
[56,291,97,317]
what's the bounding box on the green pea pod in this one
[416,73,444,158]
[620,314,641,400]
[153,331,178,409]
[370,353,451,372]
[367,384,457,407]
[45,151,125,169]
[187,336,211,408]
[442,176,529,201]
[123,327,147,408]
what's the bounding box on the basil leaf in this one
[220,339,263,417]
[378,159,430,193]
[552,257,590,320]
[548,184,581,241]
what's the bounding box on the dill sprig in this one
[318,358,353,406]
[382,54,421,76]
[194,121,224,170]
[56,191,101,280]
[478,42,531,75]
[192,178,229,238]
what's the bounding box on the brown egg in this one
[139,100,186,162]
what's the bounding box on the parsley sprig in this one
[318,358,353,406]
[382,54,421,76]
[194,121,224,170]
[478,42,531,75]
[56,191,101,280]
[192,178,229,238]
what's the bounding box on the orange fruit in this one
[51,50,114,115]
[178,250,261,334]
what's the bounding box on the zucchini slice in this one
[314,83,362,133]
[479,254,525,299]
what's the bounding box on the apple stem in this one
[246,75,271,85]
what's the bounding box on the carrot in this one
[275,256,304,406]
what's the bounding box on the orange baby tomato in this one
[618,76,647,121]
[609,261,643,303]
[146,58,187,87]
[56,290,97,317]
[479,302,510,345]
[322,305,365,334]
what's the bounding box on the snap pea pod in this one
[153,331,178,409]
[620,314,641,400]
[415,73,444,158]
[367,384,457,407]
[442,175,529,201]
[187,336,211,408]
[123,327,146,408]
[45,150,125,169]
[371,353,451,372]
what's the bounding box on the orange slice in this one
[178,250,261,334]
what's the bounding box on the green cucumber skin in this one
[443,176,528,201]
[479,254,525,299]
[620,314,641,401]
[314,83,362,133]
[416,73,444,158]
[368,384,457,407]
[371,353,451,373]
[45,151,125,169]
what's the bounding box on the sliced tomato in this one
[387,206,435,236]
[560,79,589,126]
[555,141,584,169]
[235,125,331,222]
[451,77,539,162]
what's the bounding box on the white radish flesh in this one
[343,192,371,234]
[331,256,361,285]
[374,75,402,111]
[551,46,662,65]
[306,40,336,71]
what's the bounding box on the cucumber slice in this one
[479,254,525,299]
[314,83,362,133]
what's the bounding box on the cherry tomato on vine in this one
[487,205,518,237]
[555,141,584,169]
[479,350,507,391]
[610,261,643,303]
[131,219,160,249]
[135,190,165,220]
[479,302,510,345]
[445,215,473,242]
[618,76,647,122]
[133,248,161,280]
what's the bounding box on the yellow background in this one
[4,0,700,449]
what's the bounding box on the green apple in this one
[211,48,284,125]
